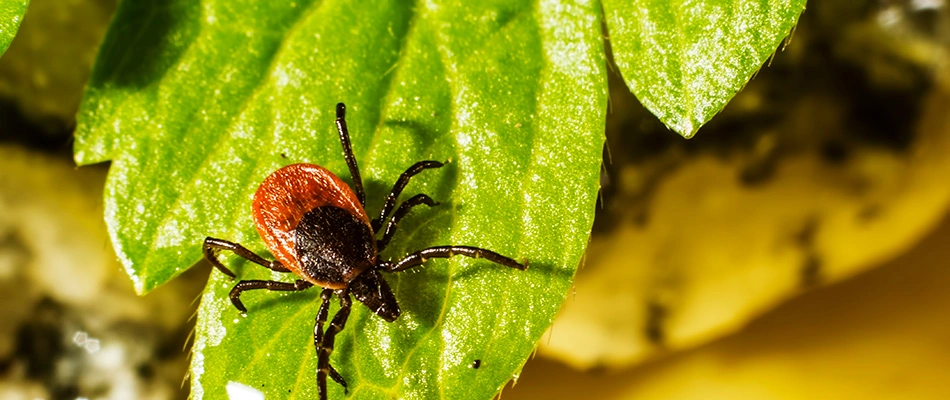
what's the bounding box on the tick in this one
[203,103,527,400]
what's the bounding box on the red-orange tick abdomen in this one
[252,163,374,288]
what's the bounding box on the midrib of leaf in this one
[435,256,457,400]
[389,17,457,394]
[342,5,445,393]
[366,207,455,394]
[670,2,694,135]
[362,0,421,177]
[288,345,313,400]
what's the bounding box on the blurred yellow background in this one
[509,211,950,399]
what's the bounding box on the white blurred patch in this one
[227,381,265,400]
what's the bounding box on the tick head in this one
[351,269,400,322]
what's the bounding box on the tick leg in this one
[228,279,313,314]
[313,289,348,393]
[203,237,290,278]
[335,103,365,207]
[377,194,439,252]
[328,366,346,394]
[318,290,352,400]
[372,160,444,232]
[386,246,528,273]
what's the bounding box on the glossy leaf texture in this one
[603,0,806,137]
[73,0,606,399]
[0,0,27,57]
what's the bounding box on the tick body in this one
[203,103,527,400]
[253,164,374,289]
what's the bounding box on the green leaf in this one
[603,0,806,137]
[0,0,28,57]
[74,0,605,398]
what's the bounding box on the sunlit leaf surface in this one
[74,0,606,398]
[0,0,27,57]
[603,0,806,137]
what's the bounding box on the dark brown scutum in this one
[294,206,376,286]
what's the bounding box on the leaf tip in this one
[666,116,699,139]
[129,271,147,295]
[73,149,90,166]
